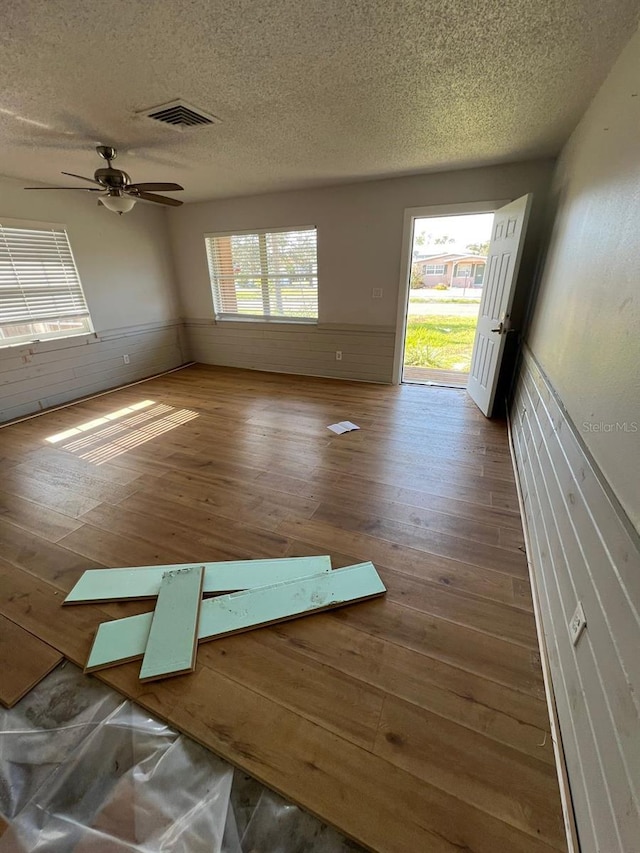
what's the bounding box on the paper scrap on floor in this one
[327,421,360,434]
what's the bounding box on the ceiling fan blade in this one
[127,182,184,192]
[24,186,103,191]
[133,191,183,207]
[61,171,102,186]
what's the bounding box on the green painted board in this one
[85,605,155,672]
[139,566,204,682]
[65,556,332,604]
[85,562,386,673]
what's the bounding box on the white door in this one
[466,194,532,416]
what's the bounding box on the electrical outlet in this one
[372,288,383,298]
[569,602,587,646]
[335,351,342,361]
[123,354,130,364]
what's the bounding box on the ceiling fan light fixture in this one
[100,193,137,215]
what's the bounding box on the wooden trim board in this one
[139,566,204,682]
[85,562,386,673]
[507,406,578,853]
[0,613,63,707]
[64,555,332,603]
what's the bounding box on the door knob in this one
[491,321,504,334]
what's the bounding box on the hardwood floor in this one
[0,364,567,853]
[0,614,62,707]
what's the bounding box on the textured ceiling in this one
[1,0,638,201]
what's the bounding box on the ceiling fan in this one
[24,145,184,214]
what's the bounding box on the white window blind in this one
[205,226,318,321]
[0,220,92,345]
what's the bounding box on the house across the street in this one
[412,252,486,288]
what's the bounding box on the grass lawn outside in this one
[409,296,481,304]
[234,286,317,317]
[404,314,477,372]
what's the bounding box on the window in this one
[205,226,318,321]
[425,264,445,275]
[0,219,92,346]
[455,263,472,276]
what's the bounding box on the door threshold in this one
[403,379,466,390]
[402,367,468,389]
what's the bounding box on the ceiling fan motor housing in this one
[94,167,131,188]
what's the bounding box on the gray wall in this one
[512,28,640,852]
[525,31,640,531]
[0,176,187,422]
[168,161,554,382]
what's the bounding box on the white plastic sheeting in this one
[0,663,363,853]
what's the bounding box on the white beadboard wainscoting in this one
[511,348,640,853]
[0,321,189,424]
[184,320,396,383]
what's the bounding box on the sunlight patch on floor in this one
[45,400,156,444]
[43,399,198,465]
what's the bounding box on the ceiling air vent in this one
[138,99,221,130]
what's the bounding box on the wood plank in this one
[313,453,518,504]
[139,565,204,682]
[377,565,539,648]
[10,445,143,485]
[0,613,62,707]
[311,502,528,577]
[258,615,555,764]
[328,473,525,529]
[86,563,386,672]
[0,489,83,542]
[0,471,102,518]
[11,462,142,504]
[278,517,528,610]
[124,469,322,533]
[0,516,100,589]
[57,523,197,571]
[375,695,565,847]
[312,488,506,547]
[64,555,332,603]
[329,597,545,697]
[74,501,291,560]
[0,560,111,661]
[197,630,385,750]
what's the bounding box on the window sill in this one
[215,315,318,325]
[0,331,97,351]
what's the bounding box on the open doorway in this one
[400,211,495,388]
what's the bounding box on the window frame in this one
[204,224,318,324]
[454,263,473,277]
[424,263,446,275]
[0,217,94,348]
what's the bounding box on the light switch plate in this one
[372,288,383,298]
[569,602,587,646]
